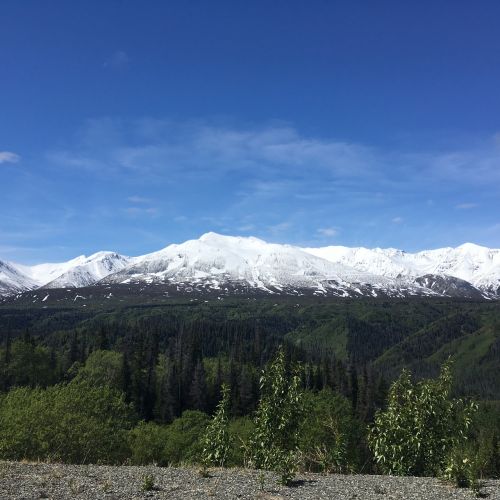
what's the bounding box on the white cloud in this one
[127,195,151,204]
[54,118,500,198]
[0,151,20,164]
[103,50,130,69]
[237,224,256,232]
[268,221,293,234]
[45,118,500,189]
[317,227,338,237]
[48,119,374,179]
[45,117,500,240]
[455,202,477,210]
[125,207,158,216]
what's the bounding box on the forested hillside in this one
[0,298,498,476]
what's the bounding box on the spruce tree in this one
[189,360,208,412]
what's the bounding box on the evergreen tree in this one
[348,364,358,413]
[189,360,208,412]
[236,364,255,416]
[4,332,11,364]
[121,352,131,398]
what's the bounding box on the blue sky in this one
[1,1,500,263]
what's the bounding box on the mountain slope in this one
[42,252,130,288]
[0,233,499,299]
[102,232,420,298]
[0,260,37,296]
[5,252,130,294]
[304,242,500,298]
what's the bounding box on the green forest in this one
[0,298,499,484]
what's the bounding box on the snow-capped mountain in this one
[102,232,404,297]
[3,252,130,295]
[0,260,37,296]
[1,233,499,299]
[303,242,500,297]
[42,252,130,288]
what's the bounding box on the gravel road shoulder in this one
[0,461,498,499]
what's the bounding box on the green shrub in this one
[202,383,231,468]
[368,361,477,477]
[128,421,168,465]
[73,350,124,390]
[470,402,500,478]
[163,410,210,464]
[444,445,481,489]
[141,473,155,491]
[299,389,362,473]
[249,347,303,485]
[227,416,255,467]
[0,380,135,463]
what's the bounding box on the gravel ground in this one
[0,462,498,500]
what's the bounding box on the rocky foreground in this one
[0,462,499,499]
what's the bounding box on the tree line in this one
[0,300,498,483]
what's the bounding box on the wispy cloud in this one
[455,202,477,210]
[267,221,293,235]
[317,227,338,237]
[125,206,158,216]
[48,119,500,192]
[127,195,151,204]
[47,118,374,180]
[237,224,256,232]
[0,151,20,164]
[103,50,130,69]
[35,118,500,250]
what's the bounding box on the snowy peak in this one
[1,233,499,299]
[107,232,389,294]
[2,252,130,294]
[303,242,500,294]
[0,260,37,296]
[43,252,130,288]
[16,255,93,286]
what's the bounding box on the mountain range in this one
[1,232,499,300]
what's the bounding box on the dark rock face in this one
[414,274,486,299]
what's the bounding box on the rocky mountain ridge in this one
[1,233,499,299]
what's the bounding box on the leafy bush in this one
[443,445,482,490]
[250,346,303,485]
[0,380,135,463]
[469,402,500,479]
[202,383,231,468]
[227,416,255,466]
[163,410,210,464]
[73,350,124,389]
[368,361,477,476]
[128,421,169,465]
[299,389,363,473]
[141,473,156,491]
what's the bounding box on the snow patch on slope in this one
[303,242,500,294]
[0,260,37,295]
[1,234,499,299]
[43,252,130,288]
